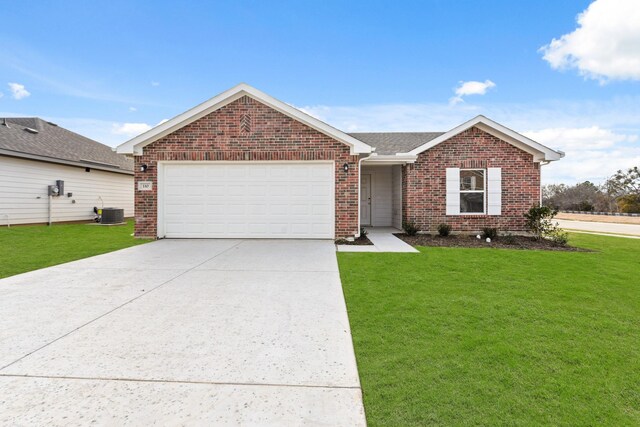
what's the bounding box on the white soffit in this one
[116,83,372,156]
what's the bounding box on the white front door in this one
[159,162,335,239]
[360,174,372,226]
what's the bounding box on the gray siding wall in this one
[0,156,133,225]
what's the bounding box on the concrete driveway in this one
[0,239,365,425]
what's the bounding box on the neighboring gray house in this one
[0,117,133,225]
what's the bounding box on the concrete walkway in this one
[0,239,365,425]
[337,227,418,253]
[557,219,640,237]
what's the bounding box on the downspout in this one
[539,160,551,206]
[48,195,52,226]
[356,152,377,237]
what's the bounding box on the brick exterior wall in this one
[134,95,359,239]
[402,126,541,233]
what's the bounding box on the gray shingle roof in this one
[0,117,133,173]
[349,132,444,155]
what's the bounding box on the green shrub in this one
[403,220,420,236]
[524,205,559,240]
[437,223,452,237]
[360,227,368,238]
[481,227,498,240]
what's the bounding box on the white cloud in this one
[524,127,639,183]
[111,119,168,138]
[151,81,160,87]
[111,122,152,137]
[542,145,640,184]
[524,126,637,150]
[450,80,495,104]
[540,0,640,82]
[128,106,137,112]
[8,82,30,100]
[0,92,3,98]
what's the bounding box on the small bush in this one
[502,232,517,245]
[360,227,368,238]
[549,229,569,246]
[524,205,559,240]
[403,220,420,236]
[437,223,452,237]
[481,227,498,240]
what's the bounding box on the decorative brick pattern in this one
[240,113,251,133]
[402,127,540,233]
[134,96,359,238]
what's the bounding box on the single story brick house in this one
[116,84,563,239]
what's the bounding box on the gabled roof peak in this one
[116,83,372,155]
[404,115,564,162]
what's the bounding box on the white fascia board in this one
[362,154,417,165]
[116,83,372,156]
[403,115,564,162]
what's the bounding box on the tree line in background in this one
[543,166,640,213]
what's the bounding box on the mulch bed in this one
[394,233,590,252]
[335,235,374,245]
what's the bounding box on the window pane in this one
[460,170,485,191]
[460,192,484,213]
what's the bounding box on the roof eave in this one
[0,148,134,175]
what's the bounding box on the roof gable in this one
[404,115,564,162]
[116,84,372,155]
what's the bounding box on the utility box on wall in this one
[47,180,65,197]
[47,185,60,196]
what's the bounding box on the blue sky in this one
[1,0,639,184]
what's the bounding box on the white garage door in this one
[159,162,334,239]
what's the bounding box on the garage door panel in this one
[312,166,332,179]
[311,184,330,197]
[161,163,334,238]
[312,204,331,215]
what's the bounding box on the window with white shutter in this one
[447,167,501,215]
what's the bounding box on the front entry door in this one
[360,174,372,226]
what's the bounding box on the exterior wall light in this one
[140,164,148,172]
[343,163,349,173]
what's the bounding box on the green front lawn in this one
[0,220,149,279]
[338,234,640,426]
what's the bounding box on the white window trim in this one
[459,168,486,215]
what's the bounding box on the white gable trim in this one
[116,83,372,155]
[403,115,564,162]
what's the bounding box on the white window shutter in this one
[487,167,502,215]
[446,168,460,215]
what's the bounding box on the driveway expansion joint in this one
[0,373,362,390]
